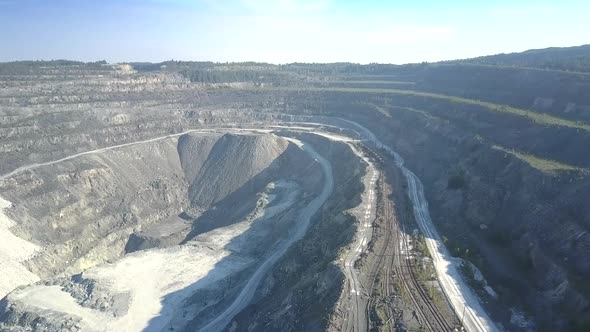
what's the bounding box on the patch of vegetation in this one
[447,170,466,190]
[414,234,430,258]
[414,235,440,305]
[427,284,443,308]
[571,318,590,332]
[395,278,409,304]
[567,271,590,300]
[416,262,436,283]
[492,145,588,174]
[487,229,512,246]
[444,236,474,261]
[459,261,484,293]
[326,80,416,85]
[375,303,390,330]
[181,68,287,84]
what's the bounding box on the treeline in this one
[0,60,108,75]
[177,62,424,83]
[132,60,418,82]
[132,60,293,84]
[451,45,590,73]
[180,68,288,84]
[541,56,590,73]
[282,62,410,76]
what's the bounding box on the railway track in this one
[397,218,454,331]
[363,144,454,331]
[387,193,431,330]
[365,175,394,331]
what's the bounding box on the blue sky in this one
[1,0,588,64]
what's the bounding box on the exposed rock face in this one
[0,129,330,332]
[0,64,222,176]
[1,138,187,279]
[0,130,315,277]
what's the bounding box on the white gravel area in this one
[0,196,41,299]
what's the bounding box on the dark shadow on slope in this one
[181,142,322,242]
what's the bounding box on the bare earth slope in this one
[0,130,327,332]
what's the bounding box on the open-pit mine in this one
[1,54,590,332]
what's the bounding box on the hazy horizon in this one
[2,0,589,64]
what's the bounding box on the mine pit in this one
[0,130,331,331]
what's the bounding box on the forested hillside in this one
[450,44,590,72]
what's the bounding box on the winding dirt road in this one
[198,136,334,332]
